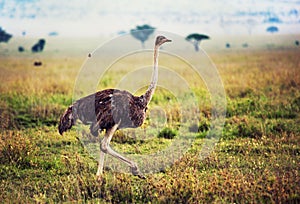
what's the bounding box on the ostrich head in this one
[155,35,172,47]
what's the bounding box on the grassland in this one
[0,35,299,203]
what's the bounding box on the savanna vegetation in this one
[0,36,299,203]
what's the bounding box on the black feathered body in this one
[59,89,148,135]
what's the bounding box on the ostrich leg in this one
[96,151,106,179]
[96,121,145,181]
[96,122,119,181]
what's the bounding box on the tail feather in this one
[58,105,75,135]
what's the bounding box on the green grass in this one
[1,127,298,203]
[0,37,299,203]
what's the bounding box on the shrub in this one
[158,127,177,139]
[0,131,37,168]
[189,119,210,133]
[112,130,136,144]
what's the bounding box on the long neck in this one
[143,45,159,105]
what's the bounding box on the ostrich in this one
[58,35,172,180]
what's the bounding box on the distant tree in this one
[295,40,299,46]
[242,43,248,48]
[226,43,231,48]
[266,26,279,34]
[264,17,282,24]
[186,33,210,52]
[18,46,25,52]
[0,27,12,43]
[117,30,127,35]
[48,31,59,36]
[130,24,155,48]
[32,39,46,53]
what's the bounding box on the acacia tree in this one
[31,39,46,53]
[186,33,210,52]
[130,24,155,48]
[0,27,12,43]
[266,26,279,34]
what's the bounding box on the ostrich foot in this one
[131,166,146,179]
[96,174,103,182]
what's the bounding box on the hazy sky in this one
[0,0,299,36]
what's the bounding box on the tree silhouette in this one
[0,27,12,43]
[18,46,25,52]
[266,26,279,34]
[32,39,46,53]
[130,24,155,48]
[186,33,210,52]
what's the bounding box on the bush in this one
[0,131,37,168]
[189,119,210,133]
[158,127,177,139]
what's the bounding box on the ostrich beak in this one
[166,39,172,42]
